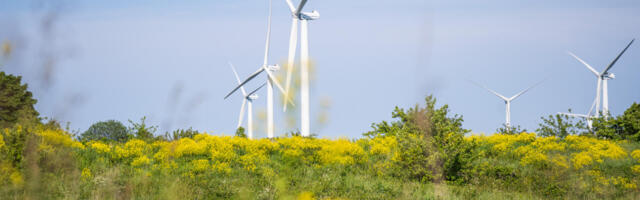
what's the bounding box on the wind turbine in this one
[559,96,598,133]
[224,0,293,138]
[568,39,634,118]
[230,63,267,139]
[282,0,320,137]
[472,80,544,130]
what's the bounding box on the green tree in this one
[618,102,640,141]
[536,111,587,138]
[0,72,39,128]
[79,120,130,142]
[591,103,640,140]
[365,95,475,183]
[129,117,157,141]
[234,127,247,138]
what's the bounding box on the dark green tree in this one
[618,102,640,141]
[0,72,39,128]
[234,127,247,138]
[591,103,640,140]
[80,120,130,142]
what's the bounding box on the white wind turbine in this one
[224,0,294,139]
[568,39,634,118]
[282,0,320,137]
[558,97,598,133]
[230,63,267,139]
[472,80,544,130]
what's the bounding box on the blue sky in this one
[1,0,639,138]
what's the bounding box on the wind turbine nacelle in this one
[248,94,259,100]
[604,72,615,79]
[300,10,320,20]
[267,64,280,71]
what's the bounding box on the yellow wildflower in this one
[297,191,315,200]
[191,159,210,173]
[131,156,151,167]
[631,150,640,161]
[572,152,593,170]
[10,171,23,186]
[81,168,92,180]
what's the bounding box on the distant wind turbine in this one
[230,62,267,139]
[568,39,634,118]
[224,0,294,138]
[283,0,320,137]
[558,96,598,133]
[472,80,544,130]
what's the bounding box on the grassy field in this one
[1,124,639,199]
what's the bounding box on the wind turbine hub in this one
[248,94,259,100]
[267,64,280,71]
[299,10,320,20]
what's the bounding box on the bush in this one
[128,117,157,141]
[79,120,130,142]
[365,95,475,183]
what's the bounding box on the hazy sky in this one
[1,0,639,138]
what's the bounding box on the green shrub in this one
[79,120,130,142]
[365,95,476,183]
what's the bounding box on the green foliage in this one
[234,127,246,138]
[536,111,587,138]
[591,103,640,141]
[496,124,527,135]
[1,125,28,168]
[164,127,199,141]
[128,117,157,141]
[365,95,475,183]
[0,72,39,129]
[79,120,130,142]
[618,102,640,141]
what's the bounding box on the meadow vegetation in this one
[1,71,640,199]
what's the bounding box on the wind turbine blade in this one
[224,67,265,99]
[468,80,508,101]
[558,112,588,118]
[283,18,299,112]
[248,82,267,96]
[229,62,248,97]
[587,95,597,117]
[264,66,295,106]
[238,99,247,128]
[262,0,273,66]
[603,39,634,74]
[285,0,296,13]
[296,0,308,16]
[568,52,599,77]
[510,79,545,100]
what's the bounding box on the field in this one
[1,125,640,199]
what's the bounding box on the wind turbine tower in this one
[283,0,320,137]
